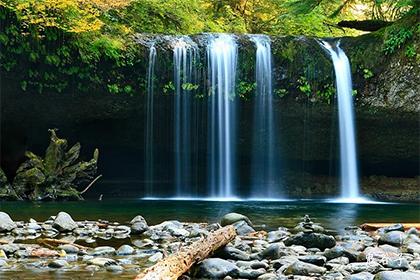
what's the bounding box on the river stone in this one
[0,244,19,255]
[257,273,286,280]
[52,212,77,232]
[90,246,116,256]
[0,212,17,232]
[217,246,250,261]
[239,268,266,279]
[48,259,69,268]
[233,221,255,236]
[378,231,406,246]
[379,224,405,233]
[236,260,269,270]
[193,258,239,279]
[58,244,79,254]
[106,265,124,272]
[385,257,409,270]
[116,245,134,256]
[284,232,336,250]
[256,243,287,260]
[284,261,327,276]
[130,215,148,234]
[267,230,289,243]
[345,262,382,274]
[350,272,374,280]
[407,242,420,254]
[0,259,7,267]
[373,271,420,280]
[221,213,253,227]
[298,255,327,266]
[87,257,118,267]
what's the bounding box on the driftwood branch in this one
[135,225,237,280]
[80,174,103,194]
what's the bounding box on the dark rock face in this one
[0,33,418,200]
[284,232,336,250]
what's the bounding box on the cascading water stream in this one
[145,44,157,196]
[173,38,198,197]
[207,34,238,198]
[249,35,281,198]
[321,41,362,201]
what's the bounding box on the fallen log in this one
[135,225,236,280]
[361,223,420,232]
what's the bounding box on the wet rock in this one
[0,212,17,232]
[0,244,19,255]
[148,252,163,262]
[87,257,118,267]
[193,258,239,279]
[217,246,250,261]
[284,261,327,276]
[298,255,327,266]
[378,224,404,234]
[257,273,286,280]
[52,212,77,232]
[378,231,406,246]
[116,245,134,256]
[233,221,255,236]
[239,268,266,279]
[256,243,287,260]
[272,256,299,270]
[221,213,253,227]
[407,227,419,236]
[106,264,123,272]
[58,244,79,254]
[407,242,420,254]
[327,257,350,266]
[385,257,409,270]
[350,272,374,280]
[166,225,189,237]
[48,259,68,268]
[0,250,7,259]
[284,232,336,250]
[90,246,116,256]
[130,215,148,234]
[345,262,382,274]
[236,260,269,270]
[373,271,420,280]
[411,260,420,270]
[0,259,7,267]
[27,223,42,231]
[267,230,289,243]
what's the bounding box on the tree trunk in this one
[135,225,237,280]
[361,223,420,231]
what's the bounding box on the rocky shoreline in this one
[0,211,419,279]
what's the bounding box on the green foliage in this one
[237,81,256,100]
[297,76,312,97]
[405,44,416,58]
[316,84,335,104]
[383,26,414,55]
[181,83,199,91]
[163,81,175,95]
[275,88,288,98]
[362,68,374,79]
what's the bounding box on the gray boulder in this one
[48,259,69,268]
[130,215,148,234]
[298,255,327,266]
[256,243,287,260]
[116,245,134,256]
[221,213,253,227]
[385,257,409,270]
[350,272,374,280]
[193,258,239,279]
[378,231,406,246]
[284,261,327,276]
[0,212,17,232]
[52,212,77,232]
[374,271,420,280]
[217,246,250,261]
[284,232,336,250]
[233,221,255,236]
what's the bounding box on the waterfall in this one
[173,38,198,197]
[145,45,157,196]
[321,41,361,201]
[207,34,238,198]
[249,35,280,198]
